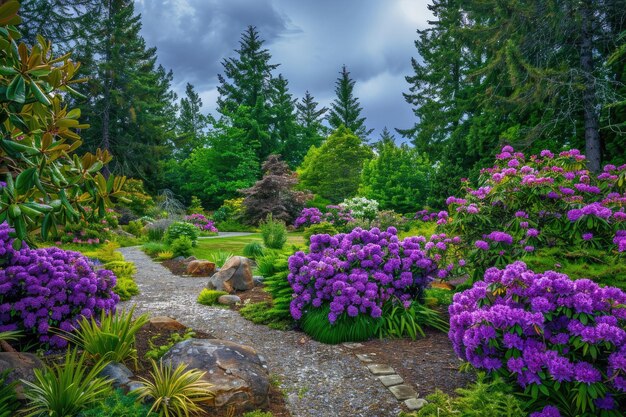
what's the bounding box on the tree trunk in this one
[579,0,601,172]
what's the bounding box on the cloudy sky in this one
[134,0,432,140]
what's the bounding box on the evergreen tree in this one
[175,83,208,160]
[295,90,328,158]
[269,74,299,167]
[327,65,373,141]
[78,0,177,190]
[360,129,431,213]
[217,25,278,162]
[298,126,373,202]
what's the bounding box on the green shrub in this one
[64,306,149,367]
[300,304,379,344]
[112,276,140,301]
[170,236,193,258]
[197,289,228,306]
[145,328,196,361]
[303,222,338,242]
[156,251,174,261]
[165,222,199,245]
[376,300,448,340]
[208,250,233,268]
[242,241,265,259]
[84,241,123,263]
[305,194,332,210]
[143,242,168,257]
[79,388,157,417]
[242,411,274,417]
[126,220,144,237]
[134,360,214,417]
[256,250,295,322]
[405,374,526,417]
[104,261,137,278]
[146,219,173,242]
[423,287,454,307]
[21,349,112,417]
[239,302,292,331]
[260,215,287,249]
[0,370,18,417]
[215,219,254,232]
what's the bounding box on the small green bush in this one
[112,276,140,301]
[406,374,526,417]
[165,222,199,245]
[170,236,193,258]
[142,242,168,257]
[214,219,253,232]
[242,411,274,417]
[79,388,157,417]
[197,289,228,306]
[208,250,233,268]
[126,220,144,237]
[424,287,454,307]
[146,219,173,242]
[260,214,287,249]
[300,304,379,344]
[242,242,265,259]
[84,241,123,263]
[238,302,292,330]
[303,222,338,242]
[377,300,448,340]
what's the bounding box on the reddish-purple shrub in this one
[0,222,119,349]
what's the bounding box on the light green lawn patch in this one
[191,233,305,260]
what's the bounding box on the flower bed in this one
[449,261,626,415]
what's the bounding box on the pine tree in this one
[217,25,278,162]
[175,83,208,160]
[78,0,177,189]
[327,65,373,141]
[269,74,299,167]
[296,90,328,157]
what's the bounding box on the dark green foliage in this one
[406,374,526,417]
[241,411,274,417]
[294,91,328,165]
[260,215,288,249]
[424,288,454,308]
[360,132,432,213]
[197,289,228,306]
[242,242,265,259]
[125,220,144,237]
[145,219,173,243]
[170,236,193,258]
[0,370,18,417]
[303,223,338,242]
[174,83,208,161]
[327,65,373,141]
[165,222,199,245]
[256,250,294,321]
[300,304,379,344]
[142,241,168,257]
[145,329,196,361]
[269,75,300,167]
[238,302,292,330]
[79,389,156,417]
[376,300,448,340]
[298,126,373,203]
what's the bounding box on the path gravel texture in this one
[118,246,403,417]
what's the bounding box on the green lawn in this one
[191,233,305,260]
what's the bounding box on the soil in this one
[134,325,291,417]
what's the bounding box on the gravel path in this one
[118,246,403,417]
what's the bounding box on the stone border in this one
[342,343,428,412]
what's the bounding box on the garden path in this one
[118,246,403,417]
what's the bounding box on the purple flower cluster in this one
[288,227,448,323]
[0,222,119,348]
[294,205,355,229]
[184,214,218,232]
[449,261,626,413]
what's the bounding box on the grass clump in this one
[300,304,379,344]
[197,289,228,306]
[239,302,292,330]
[242,241,265,259]
[142,241,168,257]
[208,250,233,267]
[260,214,287,250]
[0,370,18,417]
[79,389,157,417]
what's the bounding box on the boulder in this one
[162,339,269,412]
[147,316,186,332]
[218,294,242,306]
[0,352,45,399]
[100,362,133,389]
[206,256,254,293]
[187,260,216,277]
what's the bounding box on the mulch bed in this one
[134,325,291,417]
[160,256,473,404]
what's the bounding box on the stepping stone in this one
[405,397,428,411]
[389,384,418,400]
[356,354,373,363]
[342,342,364,349]
[378,374,403,387]
[366,364,395,376]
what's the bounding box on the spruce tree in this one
[77,0,177,189]
[296,90,328,155]
[175,83,208,160]
[327,65,373,141]
[269,74,300,167]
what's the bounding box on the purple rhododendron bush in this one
[440,146,626,285]
[288,227,459,323]
[0,222,119,349]
[450,261,626,416]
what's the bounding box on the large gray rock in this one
[206,256,254,293]
[0,352,45,399]
[100,362,133,389]
[162,338,269,412]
